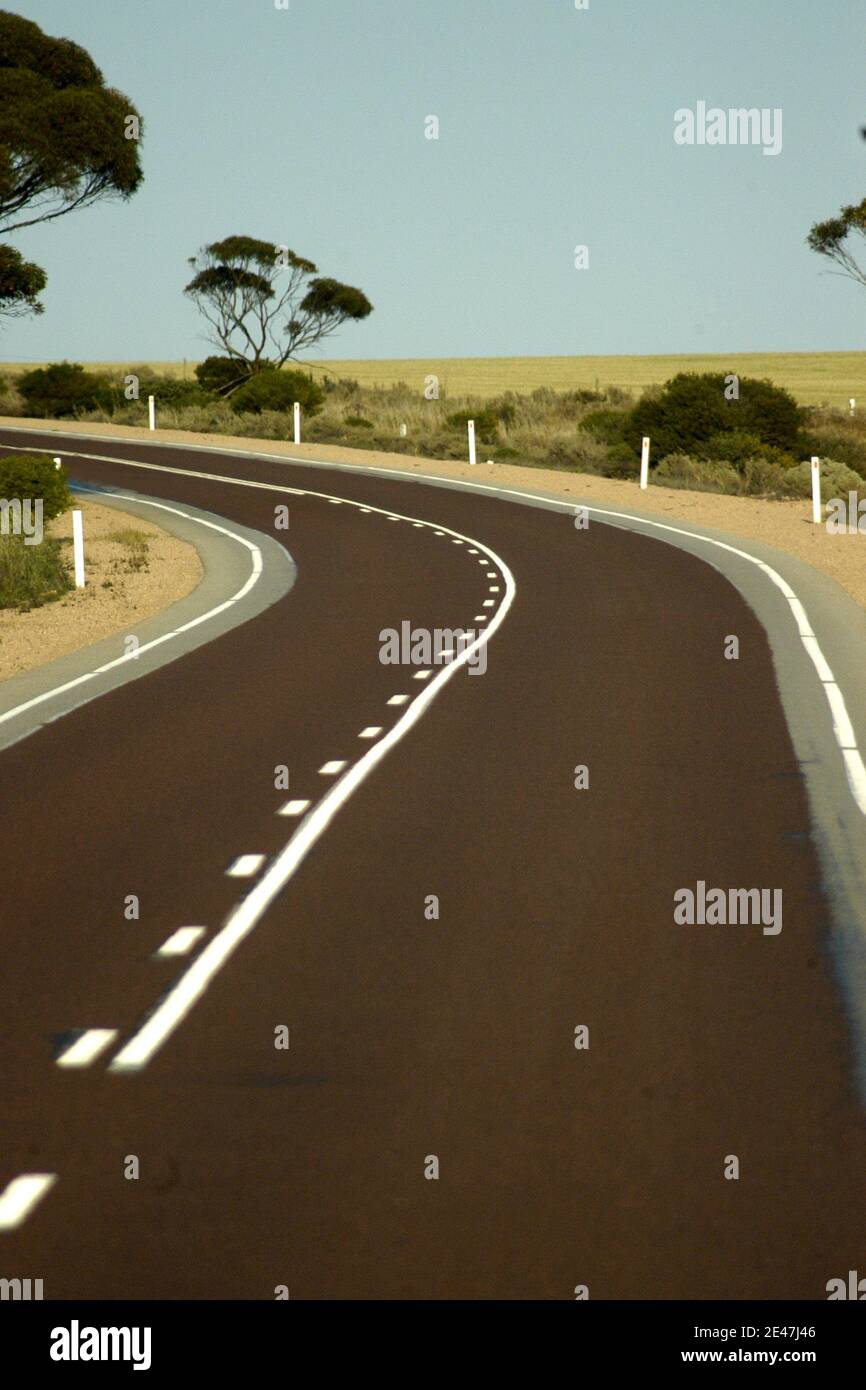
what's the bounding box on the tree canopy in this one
[184,235,373,386]
[0,9,143,319]
[807,197,866,290]
[0,244,46,316]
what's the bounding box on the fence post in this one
[468,419,476,466]
[293,402,301,445]
[640,436,650,489]
[72,509,85,587]
[811,456,822,525]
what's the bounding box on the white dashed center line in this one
[387,694,409,706]
[413,671,432,681]
[278,798,311,816]
[319,760,348,775]
[0,1174,57,1230]
[156,927,207,957]
[56,1029,118,1068]
[358,727,383,739]
[227,854,265,878]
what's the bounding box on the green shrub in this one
[545,432,610,472]
[0,534,72,610]
[0,454,72,520]
[231,368,324,416]
[344,414,373,428]
[445,408,500,442]
[804,427,866,478]
[581,408,631,445]
[601,440,643,477]
[625,373,806,460]
[17,361,109,418]
[740,457,798,497]
[696,430,799,470]
[654,453,742,493]
[194,356,250,395]
[784,457,866,502]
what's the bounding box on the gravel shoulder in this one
[0,494,202,682]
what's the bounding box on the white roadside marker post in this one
[468,419,477,466]
[53,456,61,470]
[850,398,856,418]
[640,436,650,490]
[72,509,85,587]
[148,394,155,431]
[400,423,407,437]
[293,401,301,445]
[811,456,822,525]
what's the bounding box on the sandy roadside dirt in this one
[0,496,202,682]
[7,415,865,615]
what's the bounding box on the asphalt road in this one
[1,428,864,1300]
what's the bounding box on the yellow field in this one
[2,352,864,407]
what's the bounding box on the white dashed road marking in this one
[56,1029,118,1068]
[156,927,207,958]
[319,760,348,775]
[226,855,265,878]
[0,1174,57,1230]
[278,799,311,817]
[358,727,383,739]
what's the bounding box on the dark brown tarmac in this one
[0,428,864,1300]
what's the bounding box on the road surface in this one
[0,427,864,1300]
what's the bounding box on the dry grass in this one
[2,352,864,406]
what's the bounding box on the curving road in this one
[0,427,864,1300]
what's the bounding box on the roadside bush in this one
[654,453,742,493]
[784,457,866,502]
[546,432,610,472]
[17,362,109,418]
[231,368,324,416]
[740,458,786,496]
[625,373,806,460]
[344,415,374,428]
[195,356,250,395]
[581,408,630,445]
[697,430,799,470]
[0,454,72,520]
[804,426,866,478]
[97,370,205,414]
[600,441,643,477]
[0,534,72,610]
[445,407,500,442]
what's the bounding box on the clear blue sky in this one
[3,0,864,364]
